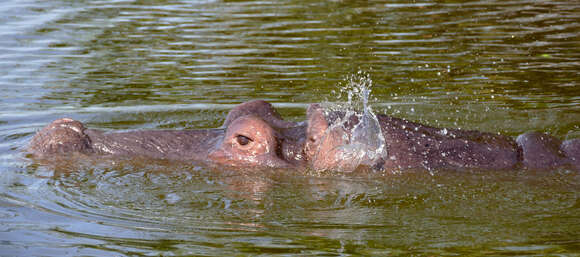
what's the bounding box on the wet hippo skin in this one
[28,100,580,171]
[29,100,307,169]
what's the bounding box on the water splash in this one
[323,71,388,171]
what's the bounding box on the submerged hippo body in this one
[29,100,307,169]
[28,100,580,172]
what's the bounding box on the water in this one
[1,0,580,255]
[320,72,388,171]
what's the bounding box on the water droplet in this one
[325,71,388,170]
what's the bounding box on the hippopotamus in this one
[28,100,580,172]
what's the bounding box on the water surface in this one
[1,0,579,255]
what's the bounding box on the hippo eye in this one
[236,135,253,146]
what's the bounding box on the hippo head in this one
[209,115,291,168]
[208,101,386,171]
[207,101,307,169]
[304,104,352,171]
[304,103,387,172]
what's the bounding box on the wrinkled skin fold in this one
[28,100,580,171]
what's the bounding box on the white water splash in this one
[324,71,388,170]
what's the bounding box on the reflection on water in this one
[6,161,580,255]
[1,0,579,255]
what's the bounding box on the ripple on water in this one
[0,0,579,255]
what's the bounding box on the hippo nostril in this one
[236,135,253,146]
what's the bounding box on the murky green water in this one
[1,0,579,255]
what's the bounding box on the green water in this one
[1,0,579,255]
